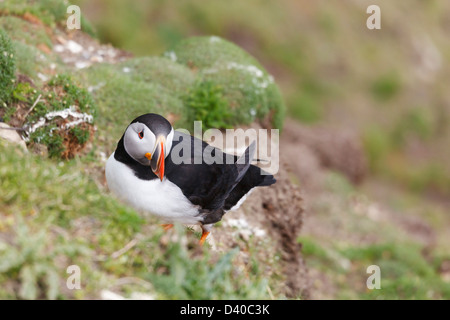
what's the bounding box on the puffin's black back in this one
[164,132,276,222]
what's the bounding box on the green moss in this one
[184,80,232,130]
[118,56,195,95]
[48,74,96,116]
[0,30,16,105]
[0,0,95,36]
[169,36,285,129]
[0,16,53,48]
[9,74,97,158]
[70,126,90,145]
[77,63,186,149]
[76,37,285,135]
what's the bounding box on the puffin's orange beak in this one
[148,136,166,181]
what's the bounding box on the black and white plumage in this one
[105,113,276,244]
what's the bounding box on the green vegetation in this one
[170,36,285,129]
[371,72,402,102]
[0,0,95,36]
[362,125,392,172]
[184,80,232,129]
[2,73,97,158]
[339,242,450,300]
[0,30,16,105]
[392,107,434,147]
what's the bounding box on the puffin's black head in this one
[119,113,174,181]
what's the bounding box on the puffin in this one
[105,113,276,244]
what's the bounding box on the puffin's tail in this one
[234,141,276,187]
[257,168,276,186]
[221,144,276,212]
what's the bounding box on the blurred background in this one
[0,0,449,299]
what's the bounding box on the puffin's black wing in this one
[164,131,256,213]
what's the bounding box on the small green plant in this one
[70,126,90,145]
[24,74,97,159]
[0,217,90,299]
[362,125,392,172]
[371,72,402,102]
[392,107,434,147]
[0,30,16,105]
[184,80,232,130]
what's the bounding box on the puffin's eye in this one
[138,130,144,139]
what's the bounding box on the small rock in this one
[66,40,83,54]
[100,290,125,300]
[53,44,65,53]
[37,73,48,81]
[75,61,91,69]
[0,123,27,151]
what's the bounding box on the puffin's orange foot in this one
[199,231,210,245]
[161,224,174,231]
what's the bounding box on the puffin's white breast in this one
[105,153,202,225]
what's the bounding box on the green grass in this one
[299,236,450,300]
[0,0,95,36]
[0,16,53,48]
[338,242,450,300]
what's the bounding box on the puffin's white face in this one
[123,122,173,181]
[124,122,156,164]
